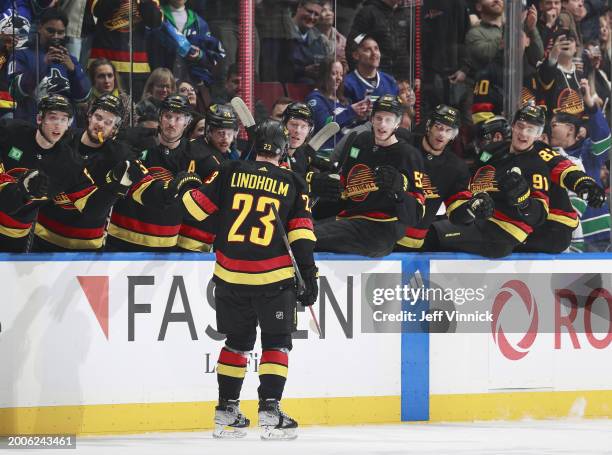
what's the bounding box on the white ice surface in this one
[5,419,612,455]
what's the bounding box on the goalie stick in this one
[270,204,322,337]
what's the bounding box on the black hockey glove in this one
[297,265,319,307]
[498,168,530,209]
[165,172,203,202]
[306,171,342,201]
[466,192,495,220]
[374,165,406,199]
[105,160,148,197]
[18,169,50,199]
[574,177,606,208]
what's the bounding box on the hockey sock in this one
[257,349,289,400]
[217,347,248,400]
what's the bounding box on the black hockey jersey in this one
[0,121,88,251]
[181,160,315,292]
[34,132,135,250]
[396,134,472,250]
[336,131,425,225]
[106,135,217,251]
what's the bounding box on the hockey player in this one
[281,101,314,176]
[429,105,605,257]
[176,103,239,252]
[0,94,90,252]
[31,94,144,251]
[314,94,425,257]
[395,106,494,251]
[180,119,317,440]
[105,94,213,251]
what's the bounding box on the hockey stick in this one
[270,203,322,337]
[230,96,256,130]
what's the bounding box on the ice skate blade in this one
[213,425,248,439]
[260,426,298,440]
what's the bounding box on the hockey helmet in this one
[90,94,124,122]
[206,104,238,130]
[160,94,192,116]
[475,115,511,147]
[429,104,461,130]
[38,94,73,118]
[513,104,545,127]
[371,94,404,118]
[255,119,289,157]
[282,102,314,127]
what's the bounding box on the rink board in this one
[0,252,611,434]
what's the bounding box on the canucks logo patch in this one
[349,147,360,159]
[8,147,23,161]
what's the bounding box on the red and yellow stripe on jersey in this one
[549,159,582,189]
[35,213,106,250]
[213,250,295,287]
[177,223,215,252]
[397,226,428,249]
[490,190,550,242]
[548,208,579,228]
[108,212,181,248]
[287,217,316,244]
[445,191,472,217]
[0,211,31,238]
[182,188,219,221]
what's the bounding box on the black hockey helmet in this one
[90,94,124,122]
[282,102,314,126]
[160,94,192,116]
[371,94,404,118]
[255,119,289,157]
[38,94,72,118]
[429,104,461,129]
[135,98,160,123]
[477,139,512,165]
[513,104,546,127]
[475,115,511,145]
[205,103,238,130]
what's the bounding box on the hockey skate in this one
[213,399,250,439]
[258,398,298,440]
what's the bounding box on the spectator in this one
[562,0,607,44]
[269,96,293,121]
[83,58,134,126]
[202,0,260,84]
[89,0,162,101]
[584,40,610,114]
[466,0,504,71]
[184,111,206,139]
[336,0,364,37]
[0,6,31,50]
[177,79,205,114]
[397,79,416,130]
[549,79,611,250]
[558,0,585,50]
[60,0,94,64]
[347,0,412,79]
[256,0,294,82]
[538,28,585,114]
[210,63,242,104]
[305,59,369,151]
[600,14,611,75]
[420,0,470,122]
[285,0,327,83]
[149,0,225,91]
[538,0,572,56]
[316,1,347,70]
[9,8,91,121]
[343,34,398,104]
[140,68,176,104]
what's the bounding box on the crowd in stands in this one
[0,0,609,254]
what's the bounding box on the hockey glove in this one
[306,171,342,201]
[105,160,148,197]
[297,265,319,307]
[165,172,203,202]
[574,177,606,208]
[374,165,406,199]
[466,192,495,220]
[18,169,50,199]
[498,168,530,209]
